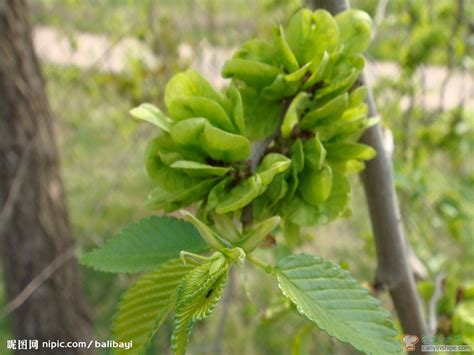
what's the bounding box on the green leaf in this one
[80,216,208,273]
[453,300,474,346]
[262,63,311,100]
[168,96,235,132]
[300,93,349,129]
[216,175,263,214]
[276,254,400,354]
[222,58,281,88]
[291,139,305,174]
[304,135,326,170]
[172,258,229,355]
[281,194,327,227]
[201,124,250,162]
[240,86,282,140]
[281,92,311,138]
[212,214,241,243]
[335,10,373,54]
[302,51,331,90]
[299,165,333,206]
[275,25,299,73]
[112,259,197,355]
[326,142,376,161]
[165,69,228,111]
[286,9,339,66]
[322,171,352,223]
[349,86,367,107]
[238,216,281,252]
[261,174,289,208]
[181,210,231,250]
[130,103,172,132]
[257,153,291,185]
[170,117,208,148]
[234,38,277,65]
[315,69,360,104]
[146,178,220,212]
[170,160,230,177]
[227,82,245,134]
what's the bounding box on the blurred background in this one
[1,0,473,353]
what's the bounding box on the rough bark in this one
[0,1,94,354]
[312,0,429,349]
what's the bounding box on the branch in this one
[428,273,445,337]
[0,247,76,318]
[312,0,428,347]
[241,98,290,226]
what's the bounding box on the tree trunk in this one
[0,1,94,354]
[312,0,429,350]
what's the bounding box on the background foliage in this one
[0,0,471,353]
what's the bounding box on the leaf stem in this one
[247,256,273,273]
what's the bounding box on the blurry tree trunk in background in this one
[311,0,428,350]
[0,1,94,353]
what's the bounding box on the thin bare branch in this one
[428,273,446,337]
[0,247,76,318]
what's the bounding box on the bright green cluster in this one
[132,8,377,235]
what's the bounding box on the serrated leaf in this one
[130,103,172,132]
[276,254,400,354]
[112,259,197,355]
[80,216,208,273]
[172,259,229,355]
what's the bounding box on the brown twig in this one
[0,247,76,318]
